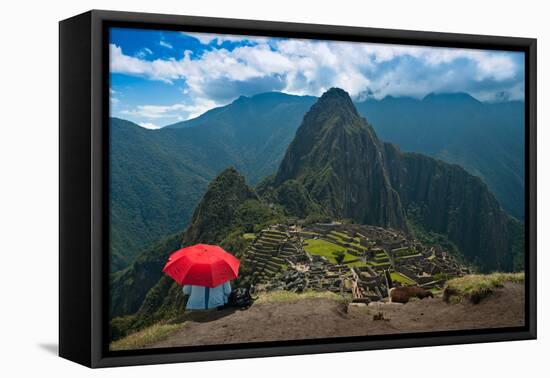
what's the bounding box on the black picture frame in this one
[59,9,537,368]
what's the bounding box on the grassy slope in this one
[444,272,524,304]
[303,237,391,268]
[390,271,417,285]
[255,290,347,304]
[110,322,187,351]
[303,238,353,264]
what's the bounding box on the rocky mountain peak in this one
[272,88,408,231]
[182,167,257,246]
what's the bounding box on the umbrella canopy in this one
[162,244,240,288]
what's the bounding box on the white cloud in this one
[138,122,161,130]
[110,45,151,76]
[136,47,153,59]
[474,53,517,81]
[159,40,173,49]
[471,80,525,102]
[111,36,524,123]
[120,98,218,122]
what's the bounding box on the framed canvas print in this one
[59,10,537,368]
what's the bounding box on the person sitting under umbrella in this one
[182,281,232,310]
[162,244,240,311]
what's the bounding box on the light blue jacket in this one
[182,282,232,310]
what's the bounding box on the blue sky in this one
[110,27,525,129]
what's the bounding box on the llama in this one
[389,286,434,304]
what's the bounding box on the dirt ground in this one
[146,282,524,349]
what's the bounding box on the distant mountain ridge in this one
[109,93,314,270]
[166,92,316,131]
[110,90,524,271]
[110,89,524,336]
[169,91,524,220]
[355,92,525,219]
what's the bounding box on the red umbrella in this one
[162,244,240,288]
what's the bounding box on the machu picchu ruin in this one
[242,222,469,303]
[106,82,526,351]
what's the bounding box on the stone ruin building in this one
[243,222,469,303]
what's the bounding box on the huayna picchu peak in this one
[271,88,408,231]
[263,88,523,272]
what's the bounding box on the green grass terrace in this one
[303,238,359,265]
[390,271,417,285]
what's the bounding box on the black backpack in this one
[227,287,255,309]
